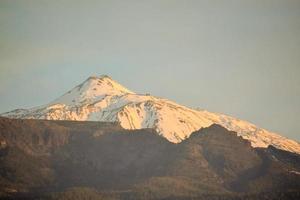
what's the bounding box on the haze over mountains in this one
[2,75,300,154]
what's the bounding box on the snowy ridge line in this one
[2,75,300,154]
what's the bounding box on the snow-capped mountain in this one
[2,75,300,154]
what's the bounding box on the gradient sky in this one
[0,0,299,140]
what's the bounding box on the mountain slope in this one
[1,118,300,199]
[1,75,300,154]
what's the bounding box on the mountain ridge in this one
[2,75,300,154]
[1,117,300,199]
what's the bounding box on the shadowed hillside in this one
[0,117,300,200]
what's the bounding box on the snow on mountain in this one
[2,75,300,154]
[51,75,134,105]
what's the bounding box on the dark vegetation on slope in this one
[0,117,300,200]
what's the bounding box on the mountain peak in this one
[51,75,134,105]
[87,74,112,80]
[2,76,300,155]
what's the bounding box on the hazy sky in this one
[0,0,299,140]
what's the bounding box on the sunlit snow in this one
[2,75,300,154]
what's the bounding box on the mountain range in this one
[0,117,300,199]
[1,75,300,154]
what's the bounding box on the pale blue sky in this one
[0,0,299,140]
